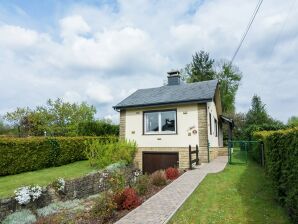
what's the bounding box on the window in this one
[144,110,176,134]
[214,118,218,137]
[209,113,212,135]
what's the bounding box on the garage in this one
[142,152,179,174]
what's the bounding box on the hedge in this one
[0,136,118,176]
[253,128,298,222]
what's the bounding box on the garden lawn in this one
[169,161,291,224]
[0,161,97,198]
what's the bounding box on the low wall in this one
[209,147,228,161]
[0,166,133,222]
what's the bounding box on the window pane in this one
[161,111,176,132]
[145,112,159,132]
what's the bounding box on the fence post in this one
[196,144,199,165]
[189,145,192,170]
[261,142,265,167]
[245,142,248,163]
[228,140,231,164]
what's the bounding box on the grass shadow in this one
[235,160,290,223]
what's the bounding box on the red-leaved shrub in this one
[122,188,141,210]
[113,188,141,210]
[165,167,179,180]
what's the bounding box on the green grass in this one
[0,161,97,198]
[169,161,291,224]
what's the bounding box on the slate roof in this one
[113,79,218,110]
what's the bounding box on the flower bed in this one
[3,167,182,224]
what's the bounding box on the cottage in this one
[113,70,228,173]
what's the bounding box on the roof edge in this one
[113,98,212,110]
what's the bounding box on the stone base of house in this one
[209,147,228,160]
[134,147,228,171]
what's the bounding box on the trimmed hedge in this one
[253,128,298,222]
[0,136,118,176]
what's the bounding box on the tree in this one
[245,95,270,126]
[244,95,285,139]
[4,107,31,136]
[287,116,298,127]
[0,117,11,135]
[184,51,216,82]
[214,61,242,113]
[4,99,97,136]
[43,98,96,136]
[223,112,246,141]
[183,51,242,114]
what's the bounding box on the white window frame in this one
[144,110,177,135]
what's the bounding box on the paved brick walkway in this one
[116,156,228,224]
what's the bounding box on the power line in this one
[231,0,263,64]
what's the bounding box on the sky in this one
[0,0,297,123]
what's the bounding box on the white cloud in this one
[85,82,113,103]
[0,0,297,123]
[60,15,90,39]
[0,25,38,48]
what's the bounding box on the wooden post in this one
[189,145,192,170]
[261,142,265,167]
[196,144,199,165]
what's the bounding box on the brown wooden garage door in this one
[143,152,179,174]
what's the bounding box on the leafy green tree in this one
[184,51,216,82]
[0,117,11,135]
[244,95,285,139]
[183,51,242,114]
[43,98,96,136]
[223,112,246,141]
[287,116,298,127]
[4,99,96,136]
[214,62,242,113]
[245,95,270,126]
[4,107,31,136]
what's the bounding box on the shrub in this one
[78,120,119,136]
[92,192,117,221]
[134,174,150,195]
[112,187,141,210]
[106,170,126,193]
[253,128,298,223]
[0,136,116,176]
[165,167,179,180]
[150,170,167,186]
[14,185,42,205]
[113,190,127,210]
[36,199,83,217]
[121,188,141,210]
[84,139,137,169]
[34,212,68,224]
[3,209,36,224]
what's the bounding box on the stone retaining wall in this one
[0,166,133,222]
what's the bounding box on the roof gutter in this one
[113,98,213,111]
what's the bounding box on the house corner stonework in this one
[198,103,209,163]
[119,110,126,140]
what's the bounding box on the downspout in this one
[207,140,210,163]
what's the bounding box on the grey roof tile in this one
[113,79,218,109]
